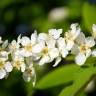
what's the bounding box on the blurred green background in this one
[0,0,96,96]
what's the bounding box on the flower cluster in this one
[0,23,96,85]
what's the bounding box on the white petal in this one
[92,49,96,57]
[70,23,80,39]
[11,40,17,45]
[31,68,36,86]
[4,62,13,72]
[49,48,59,60]
[53,56,61,67]
[17,34,21,43]
[0,37,3,44]
[86,49,91,58]
[2,40,8,48]
[85,37,95,47]
[76,32,85,44]
[32,54,41,61]
[75,53,86,65]
[20,63,26,72]
[71,44,79,55]
[20,49,32,57]
[38,33,48,42]
[57,37,66,50]
[21,36,30,46]
[39,55,50,65]
[92,24,96,32]
[23,71,31,82]
[49,29,62,39]
[61,49,68,58]
[47,38,56,49]
[0,51,8,60]
[66,41,74,50]
[25,57,33,66]
[32,43,44,54]
[70,23,78,33]
[31,31,37,45]
[92,24,96,38]
[0,69,6,79]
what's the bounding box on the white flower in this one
[9,35,21,51]
[53,37,68,67]
[49,29,62,39]
[0,58,12,79]
[40,41,59,65]
[12,55,26,72]
[0,40,13,79]
[64,23,81,50]
[34,37,59,65]
[9,40,19,52]
[92,24,96,39]
[20,32,37,57]
[71,33,95,65]
[23,64,36,86]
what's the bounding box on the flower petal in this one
[49,48,59,60]
[86,49,91,58]
[61,49,68,58]
[31,31,37,45]
[23,71,31,82]
[32,43,44,54]
[20,63,26,72]
[0,51,8,60]
[49,29,62,39]
[47,38,56,49]
[71,44,79,55]
[70,23,80,39]
[2,40,8,48]
[85,37,95,47]
[0,69,6,79]
[75,53,86,65]
[57,37,66,50]
[38,33,48,42]
[4,62,13,72]
[21,36,30,46]
[66,40,74,51]
[39,55,50,65]
[92,24,96,38]
[53,56,61,67]
[76,32,85,44]
[92,49,96,57]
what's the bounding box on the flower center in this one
[11,44,17,50]
[24,43,32,52]
[14,60,21,70]
[42,47,49,55]
[0,59,5,69]
[26,69,32,76]
[65,32,74,41]
[79,44,89,53]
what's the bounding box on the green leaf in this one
[36,64,80,89]
[83,2,96,32]
[59,67,95,96]
[79,92,87,96]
